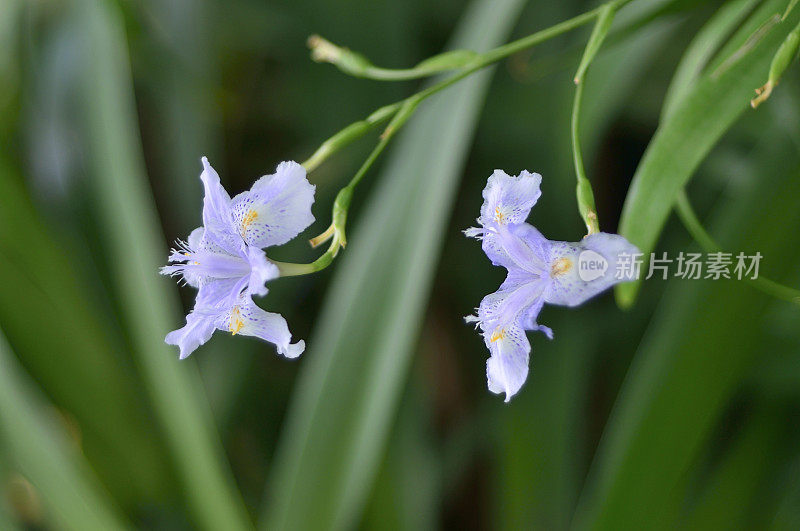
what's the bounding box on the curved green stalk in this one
[301,0,637,178]
[308,35,478,81]
[285,0,637,276]
[571,71,601,235]
[675,189,800,305]
[302,103,400,172]
[278,98,420,277]
[570,4,617,235]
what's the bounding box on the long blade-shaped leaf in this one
[660,0,760,121]
[0,164,172,507]
[574,165,800,527]
[261,0,527,528]
[0,330,131,530]
[615,0,799,307]
[681,409,782,529]
[76,0,250,528]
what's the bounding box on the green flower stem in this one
[277,99,419,278]
[674,190,719,252]
[283,0,637,275]
[302,103,400,172]
[571,80,601,235]
[574,3,616,84]
[570,4,619,235]
[301,0,637,176]
[675,189,800,305]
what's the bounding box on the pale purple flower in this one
[161,157,314,359]
[466,170,639,402]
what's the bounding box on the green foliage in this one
[0,331,131,530]
[0,163,172,507]
[261,1,527,528]
[2,0,800,529]
[616,0,800,306]
[76,1,252,528]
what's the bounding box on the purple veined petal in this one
[475,281,545,331]
[475,223,550,277]
[165,277,249,359]
[164,278,237,360]
[543,232,640,307]
[216,292,305,358]
[515,296,553,339]
[245,246,280,297]
[485,323,531,402]
[508,223,550,267]
[492,223,551,274]
[479,169,542,227]
[199,157,242,255]
[230,161,315,248]
[165,310,218,360]
[196,277,247,309]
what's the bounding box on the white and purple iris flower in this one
[161,157,314,360]
[465,170,639,402]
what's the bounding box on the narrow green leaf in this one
[0,330,131,530]
[0,164,172,506]
[136,0,221,228]
[615,0,799,307]
[575,163,800,528]
[0,457,20,530]
[682,410,782,530]
[498,329,593,530]
[260,0,527,528]
[769,459,800,529]
[75,0,251,528]
[661,0,760,121]
[362,380,440,530]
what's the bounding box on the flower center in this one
[550,257,573,278]
[240,209,259,237]
[490,328,506,342]
[494,206,506,224]
[229,307,245,335]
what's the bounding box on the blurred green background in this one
[2,0,800,529]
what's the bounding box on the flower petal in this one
[477,222,550,276]
[246,246,279,297]
[164,279,237,360]
[480,169,542,227]
[231,161,315,248]
[543,232,640,307]
[200,157,241,254]
[165,311,217,360]
[218,293,304,358]
[475,280,546,333]
[161,229,251,288]
[187,226,204,249]
[485,323,531,402]
[197,277,247,308]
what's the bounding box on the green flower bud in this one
[576,178,600,234]
[751,21,800,108]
